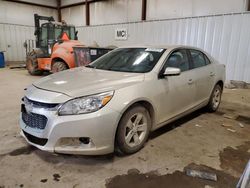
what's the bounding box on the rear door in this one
[188,49,215,105]
[157,49,196,124]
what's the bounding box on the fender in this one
[111,96,157,149]
[51,40,82,68]
[51,48,74,68]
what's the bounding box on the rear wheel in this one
[207,84,222,112]
[51,61,68,73]
[26,52,43,75]
[116,105,151,155]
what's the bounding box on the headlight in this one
[58,91,114,115]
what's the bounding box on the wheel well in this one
[216,80,224,90]
[114,100,156,150]
[52,58,69,69]
[120,101,156,129]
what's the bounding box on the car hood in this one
[33,67,145,97]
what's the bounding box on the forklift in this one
[26,14,82,75]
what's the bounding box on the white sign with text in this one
[115,28,128,40]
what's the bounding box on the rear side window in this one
[164,49,190,72]
[190,50,206,68]
[204,54,211,65]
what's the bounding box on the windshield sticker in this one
[145,48,164,53]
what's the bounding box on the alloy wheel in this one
[124,113,148,148]
[212,88,221,109]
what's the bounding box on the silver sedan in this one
[20,46,225,155]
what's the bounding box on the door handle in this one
[210,72,215,77]
[188,79,193,85]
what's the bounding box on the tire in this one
[26,51,43,75]
[115,105,151,155]
[51,61,68,73]
[206,84,222,112]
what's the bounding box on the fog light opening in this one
[79,137,90,144]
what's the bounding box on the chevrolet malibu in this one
[20,46,225,155]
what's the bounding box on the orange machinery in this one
[26,14,82,75]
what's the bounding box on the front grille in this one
[23,130,48,146]
[23,97,59,109]
[21,104,48,129]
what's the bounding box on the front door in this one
[156,49,196,125]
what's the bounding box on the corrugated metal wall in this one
[77,12,250,82]
[0,23,35,62]
[0,0,57,62]
[61,0,247,26]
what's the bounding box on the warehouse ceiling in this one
[4,0,108,9]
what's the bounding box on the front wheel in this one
[207,84,222,112]
[115,105,151,155]
[26,52,43,75]
[51,61,68,73]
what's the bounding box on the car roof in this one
[117,45,203,51]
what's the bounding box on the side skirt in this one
[152,100,208,131]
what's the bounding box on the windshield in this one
[55,25,75,40]
[87,48,165,73]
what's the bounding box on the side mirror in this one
[163,67,181,76]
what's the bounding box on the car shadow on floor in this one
[27,109,206,165]
[149,108,205,140]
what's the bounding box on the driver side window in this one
[164,49,190,72]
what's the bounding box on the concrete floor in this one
[0,68,249,188]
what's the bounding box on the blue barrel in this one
[0,52,5,68]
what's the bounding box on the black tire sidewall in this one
[26,53,42,75]
[116,105,151,155]
[52,61,68,73]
